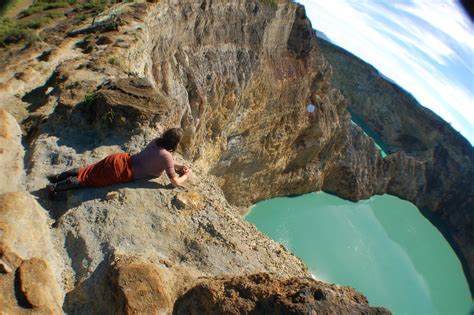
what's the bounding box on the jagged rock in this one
[108,255,172,315]
[0,192,55,263]
[91,78,176,130]
[173,273,391,314]
[114,0,348,207]
[105,191,120,201]
[54,164,310,313]
[0,244,22,273]
[0,192,63,311]
[175,191,204,212]
[0,257,62,314]
[0,110,24,193]
[17,258,63,314]
[323,124,426,202]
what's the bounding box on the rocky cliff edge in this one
[0,0,391,313]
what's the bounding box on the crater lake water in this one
[246,192,471,314]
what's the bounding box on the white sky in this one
[296,0,474,145]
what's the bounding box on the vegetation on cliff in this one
[0,0,121,47]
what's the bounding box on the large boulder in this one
[108,254,172,315]
[173,273,390,314]
[0,192,63,314]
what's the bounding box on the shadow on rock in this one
[63,259,115,314]
[172,273,391,315]
[31,179,174,225]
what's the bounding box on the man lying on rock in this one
[46,128,192,195]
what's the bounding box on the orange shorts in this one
[77,153,134,187]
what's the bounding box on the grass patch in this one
[259,0,278,9]
[0,0,73,46]
[102,108,115,123]
[0,18,39,46]
[108,57,119,65]
[0,0,127,47]
[0,11,66,46]
[82,91,99,105]
[19,1,71,17]
[0,0,22,18]
[75,1,108,13]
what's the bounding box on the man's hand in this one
[183,167,192,177]
[170,167,192,187]
[176,165,188,176]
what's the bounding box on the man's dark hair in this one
[156,128,183,152]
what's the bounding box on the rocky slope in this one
[318,37,474,293]
[0,0,393,313]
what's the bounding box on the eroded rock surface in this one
[0,110,24,193]
[108,254,172,315]
[0,192,63,313]
[173,273,390,314]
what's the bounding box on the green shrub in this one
[259,0,278,9]
[108,57,119,65]
[20,5,44,17]
[0,0,22,18]
[20,1,72,17]
[0,27,37,46]
[42,2,70,10]
[0,18,38,46]
[1,0,121,46]
[19,11,64,28]
[82,91,99,105]
[102,108,115,123]
[76,1,108,13]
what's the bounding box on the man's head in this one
[157,128,183,152]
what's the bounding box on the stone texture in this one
[0,192,57,266]
[18,258,63,314]
[55,160,310,313]
[0,192,64,314]
[175,191,205,212]
[0,118,63,313]
[108,254,172,315]
[173,273,391,314]
[0,244,22,273]
[0,109,24,194]
[323,124,427,202]
[0,258,61,313]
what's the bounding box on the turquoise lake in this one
[246,192,472,314]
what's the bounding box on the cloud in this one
[392,1,474,53]
[296,0,474,144]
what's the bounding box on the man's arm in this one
[170,168,192,187]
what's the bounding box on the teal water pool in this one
[246,192,471,314]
